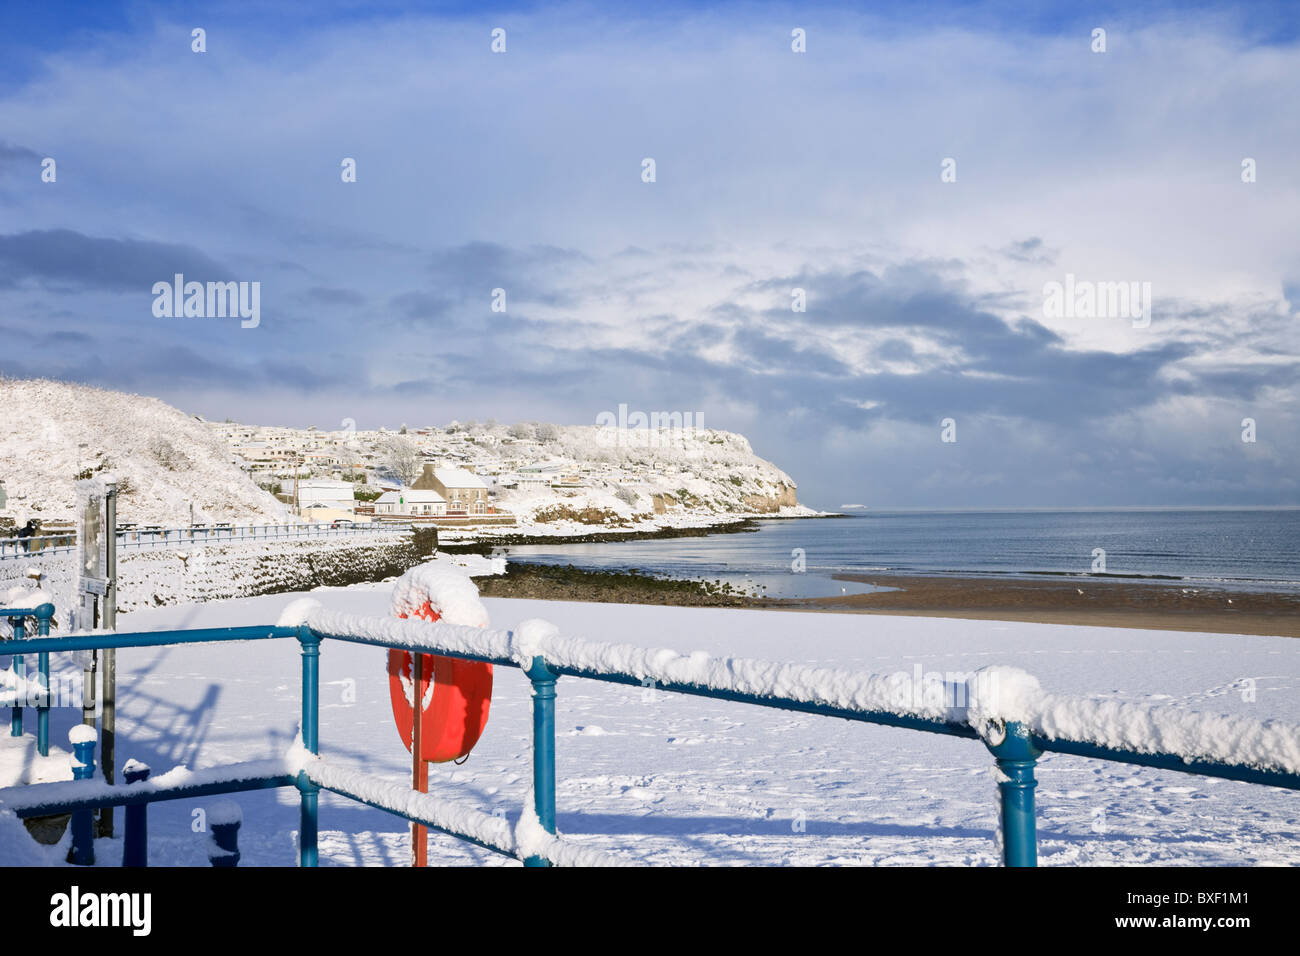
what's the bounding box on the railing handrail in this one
[6,616,1299,789]
[4,607,1299,867]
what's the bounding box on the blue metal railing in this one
[1,606,1298,867]
[1,604,55,753]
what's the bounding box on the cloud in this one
[0,6,1295,506]
[0,230,234,292]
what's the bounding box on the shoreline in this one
[796,572,1300,638]
[477,563,1300,638]
[440,515,785,552]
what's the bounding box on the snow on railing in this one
[4,597,1298,868]
[287,745,626,867]
[307,608,1300,778]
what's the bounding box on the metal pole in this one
[100,481,117,838]
[35,603,54,757]
[208,801,242,867]
[411,653,428,867]
[9,617,23,737]
[986,721,1040,867]
[524,655,557,867]
[68,733,96,866]
[122,761,151,866]
[296,625,320,866]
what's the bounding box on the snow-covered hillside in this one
[476,426,809,534]
[210,416,816,533]
[0,378,286,527]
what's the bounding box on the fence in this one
[1,602,1298,867]
[0,522,415,560]
[0,604,55,756]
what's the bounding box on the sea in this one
[500,509,1300,600]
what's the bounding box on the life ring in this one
[386,569,493,763]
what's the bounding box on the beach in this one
[477,563,1300,637]
[794,573,1300,638]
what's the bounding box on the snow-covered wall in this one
[0,535,430,617]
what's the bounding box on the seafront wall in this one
[0,529,436,616]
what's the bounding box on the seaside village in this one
[205,419,645,528]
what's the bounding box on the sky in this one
[0,1,1297,510]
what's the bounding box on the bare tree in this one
[381,436,424,487]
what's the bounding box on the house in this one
[413,464,490,514]
[297,478,356,513]
[373,488,446,517]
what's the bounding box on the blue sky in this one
[1,1,1297,509]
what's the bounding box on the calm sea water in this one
[503,510,1300,599]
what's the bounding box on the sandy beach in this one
[775,573,1300,638]
[478,563,1300,637]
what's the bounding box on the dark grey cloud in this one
[304,286,366,307]
[1001,237,1056,265]
[0,229,234,292]
[426,241,587,305]
[0,141,41,169]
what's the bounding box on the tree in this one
[381,436,424,487]
[536,423,559,442]
[508,422,535,440]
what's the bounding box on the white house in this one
[297,478,356,513]
[373,488,446,517]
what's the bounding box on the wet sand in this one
[768,573,1300,637]
[483,563,1299,637]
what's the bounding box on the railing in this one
[0,604,55,755]
[2,606,1298,867]
[0,522,415,560]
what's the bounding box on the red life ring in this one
[386,598,493,763]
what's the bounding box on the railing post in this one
[9,616,24,737]
[35,603,54,757]
[122,759,151,866]
[524,655,558,867]
[985,720,1040,867]
[207,799,242,867]
[296,624,320,867]
[68,728,97,865]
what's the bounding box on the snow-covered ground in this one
[3,584,1297,866]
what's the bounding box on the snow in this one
[431,467,487,490]
[2,584,1297,866]
[1,585,48,611]
[0,377,287,527]
[286,739,624,865]
[429,552,507,577]
[0,667,45,708]
[1023,681,1300,774]
[0,734,73,788]
[389,565,489,627]
[277,598,323,628]
[68,725,97,745]
[329,594,1300,776]
[207,798,243,826]
[0,758,293,814]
